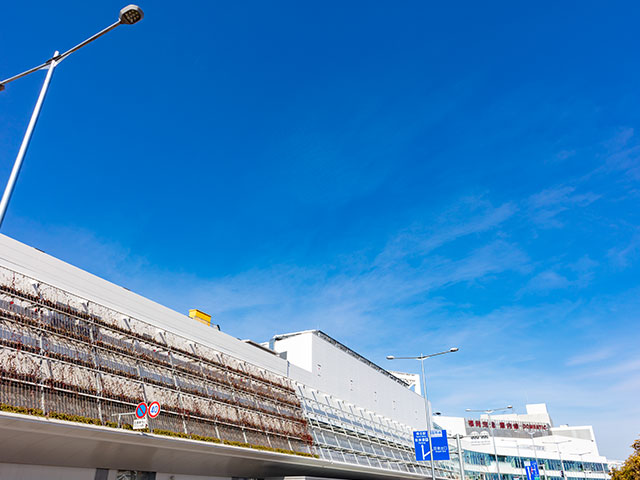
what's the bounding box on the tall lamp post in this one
[503,439,522,476]
[448,433,467,480]
[543,439,571,478]
[386,347,459,480]
[527,431,546,480]
[465,406,513,480]
[0,5,144,228]
[576,452,591,479]
[576,452,607,479]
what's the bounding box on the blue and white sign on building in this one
[525,460,541,480]
[413,429,450,461]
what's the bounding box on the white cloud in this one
[566,348,613,367]
[607,232,640,269]
[520,270,570,294]
[375,196,517,266]
[589,358,640,377]
[527,186,600,228]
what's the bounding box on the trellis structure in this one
[296,384,459,478]
[0,265,312,454]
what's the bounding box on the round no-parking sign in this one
[135,402,148,419]
[148,401,161,419]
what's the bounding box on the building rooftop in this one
[269,329,410,388]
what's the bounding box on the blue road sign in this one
[525,460,541,480]
[136,402,148,419]
[413,429,450,461]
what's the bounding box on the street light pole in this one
[576,452,591,479]
[0,5,144,228]
[557,444,566,477]
[0,53,58,228]
[387,347,459,480]
[466,406,513,480]
[543,440,570,479]
[420,354,435,479]
[504,439,522,477]
[528,432,546,480]
[488,412,500,480]
[453,433,466,480]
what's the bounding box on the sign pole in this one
[420,355,436,480]
[487,412,502,480]
[133,402,149,430]
[456,434,466,480]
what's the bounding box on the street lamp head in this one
[119,5,144,24]
[450,347,459,352]
[507,405,513,409]
[386,355,395,360]
[465,408,472,412]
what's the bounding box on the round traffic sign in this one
[148,401,161,419]
[135,402,148,419]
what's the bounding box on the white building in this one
[437,403,609,480]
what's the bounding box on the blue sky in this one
[1,1,639,460]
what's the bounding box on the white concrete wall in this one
[490,403,554,427]
[272,332,427,429]
[0,463,97,480]
[551,425,596,443]
[434,415,466,435]
[273,334,313,372]
[549,427,600,456]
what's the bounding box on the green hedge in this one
[48,411,102,425]
[152,428,315,457]
[0,403,45,417]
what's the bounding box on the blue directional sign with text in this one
[413,429,450,461]
[525,460,541,480]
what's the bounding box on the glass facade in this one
[462,450,608,479]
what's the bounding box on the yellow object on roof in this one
[189,309,211,326]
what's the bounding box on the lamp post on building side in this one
[387,347,459,480]
[466,406,513,480]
